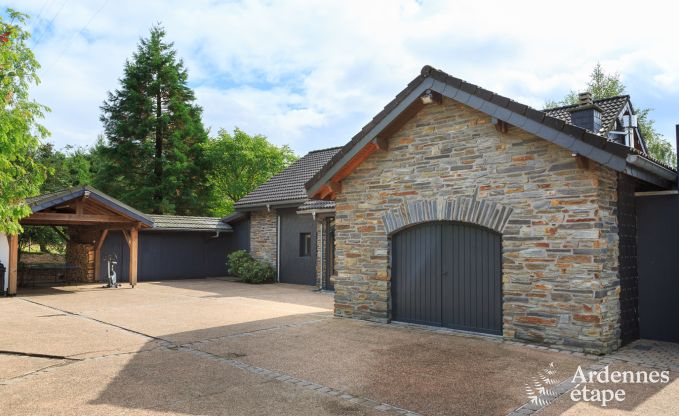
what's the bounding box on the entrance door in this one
[391,221,502,335]
[324,217,335,290]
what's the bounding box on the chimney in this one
[568,91,602,133]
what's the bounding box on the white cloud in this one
[9,0,679,154]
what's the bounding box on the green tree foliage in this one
[97,25,210,215]
[21,144,94,252]
[204,128,297,216]
[0,9,49,234]
[38,143,93,192]
[546,64,676,167]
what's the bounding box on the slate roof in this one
[543,95,630,135]
[306,65,676,194]
[234,146,343,209]
[221,211,248,224]
[297,199,336,212]
[148,214,232,232]
[26,185,153,226]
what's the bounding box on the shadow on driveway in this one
[91,316,599,416]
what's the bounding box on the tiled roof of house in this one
[148,214,232,232]
[297,199,336,212]
[543,95,630,134]
[234,146,343,209]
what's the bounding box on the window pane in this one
[299,233,311,257]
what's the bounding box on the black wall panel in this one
[278,208,316,285]
[637,194,679,343]
[99,219,250,282]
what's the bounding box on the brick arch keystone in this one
[381,190,513,235]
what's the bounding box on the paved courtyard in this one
[0,280,677,415]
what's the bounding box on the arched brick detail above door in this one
[381,191,513,235]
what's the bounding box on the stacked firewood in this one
[65,243,95,282]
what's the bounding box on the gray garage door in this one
[391,221,502,335]
[279,208,316,285]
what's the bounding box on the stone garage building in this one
[301,66,677,354]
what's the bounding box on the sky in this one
[7,0,679,156]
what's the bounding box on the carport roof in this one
[24,186,232,232]
[25,185,153,226]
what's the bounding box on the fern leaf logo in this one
[525,362,560,406]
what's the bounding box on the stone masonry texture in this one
[333,97,622,354]
[249,210,277,267]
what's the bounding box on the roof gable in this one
[306,66,676,196]
[26,186,153,226]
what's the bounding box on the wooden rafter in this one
[122,230,131,248]
[494,119,509,134]
[21,212,134,225]
[94,229,109,281]
[373,136,389,151]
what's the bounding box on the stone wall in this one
[334,97,622,354]
[249,210,278,267]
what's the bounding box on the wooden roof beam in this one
[21,212,138,225]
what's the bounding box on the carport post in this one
[129,228,138,287]
[7,234,18,296]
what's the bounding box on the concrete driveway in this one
[0,280,675,415]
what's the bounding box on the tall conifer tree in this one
[98,25,210,215]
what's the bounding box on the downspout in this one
[276,213,280,283]
[319,217,323,290]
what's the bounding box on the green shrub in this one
[227,250,275,284]
[227,250,252,277]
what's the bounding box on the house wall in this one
[99,227,249,281]
[334,97,622,354]
[249,210,278,267]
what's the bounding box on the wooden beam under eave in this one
[575,155,590,170]
[21,212,135,225]
[331,142,379,183]
[94,229,109,281]
[318,185,333,200]
[494,120,509,134]
[373,136,388,151]
[327,181,342,194]
[128,228,138,287]
[7,234,18,296]
[121,229,131,248]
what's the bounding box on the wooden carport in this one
[6,186,153,295]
